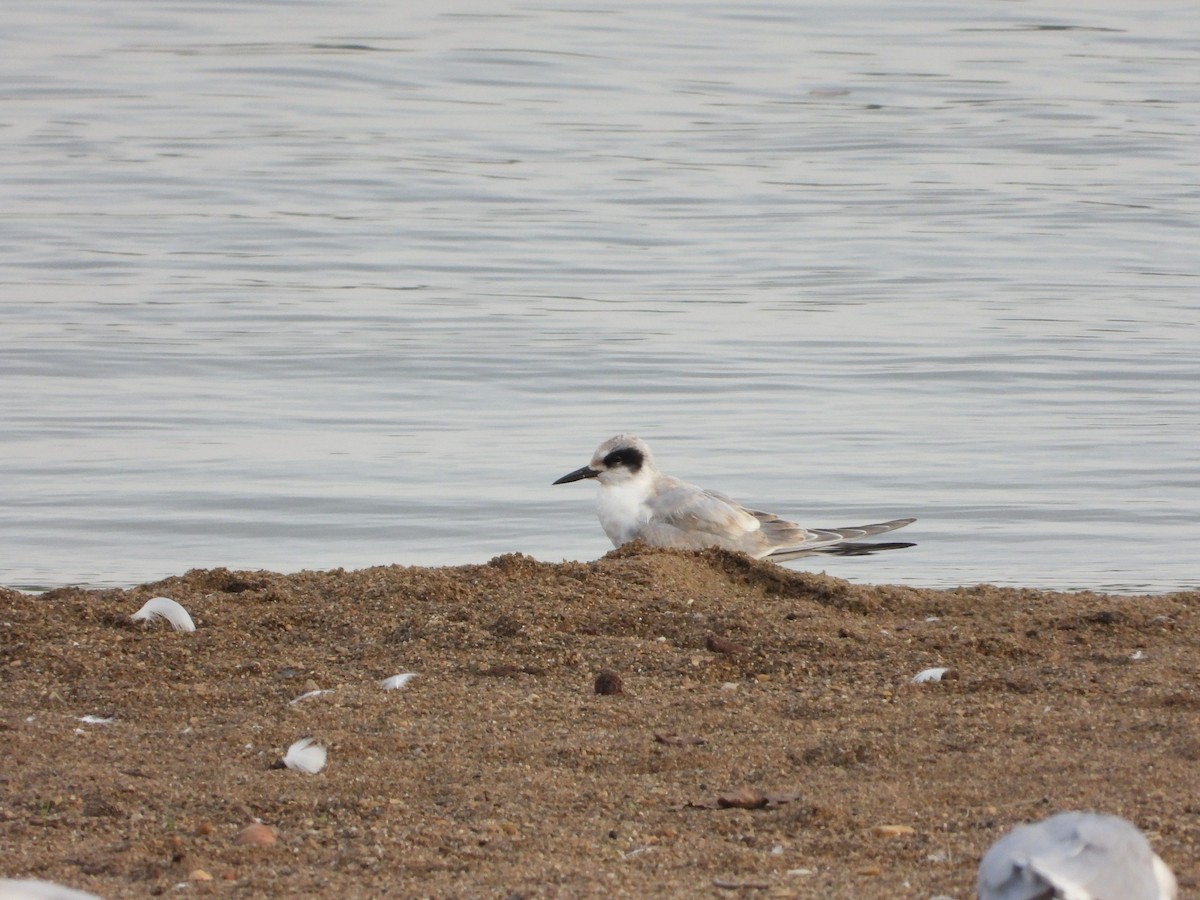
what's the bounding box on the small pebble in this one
[189,868,214,882]
[654,732,706,746]
[872,824,916,838]
[716,787,767,810]
[706,635,748,655]
[594,670,624,695]
[236,822,277,846]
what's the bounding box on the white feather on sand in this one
[130,597,195,633]
[288,689,333,705]
[380,673,418,691]
[281,738,326,774]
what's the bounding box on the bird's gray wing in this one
[977,812,1169,900]
[646,483,851,557]
[638,479,768,551]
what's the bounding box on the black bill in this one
[553,466,599,485]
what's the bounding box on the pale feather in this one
[282,738,327,774]
[380,673,418,691]
[130,596,195,633]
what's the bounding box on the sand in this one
[1,546,1196,898]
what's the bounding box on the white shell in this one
[78,715,115,725]
[282,737,326,774]
[130,596,195,633]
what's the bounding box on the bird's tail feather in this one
[816,541,916,557]
[766,518,916,562]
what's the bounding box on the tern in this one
[552,435,915,561]
[977,811,1176,900]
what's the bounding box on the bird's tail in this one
[812,540,916,557]
[767,517,916,562]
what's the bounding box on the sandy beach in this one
[2,546,1196,898]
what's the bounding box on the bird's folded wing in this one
[649,483,763,541]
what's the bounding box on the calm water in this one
[2,1,1198,593]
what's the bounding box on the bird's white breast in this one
[595,479,652,547]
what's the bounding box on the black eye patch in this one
[601,446,644,473]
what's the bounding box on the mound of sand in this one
[2,546,1195,897]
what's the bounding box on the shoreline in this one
[3,547,1195,897]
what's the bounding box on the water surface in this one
[3,1,1198,592]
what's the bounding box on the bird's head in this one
[553,434,654,487]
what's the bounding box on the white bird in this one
[977,811,1177,900]
[553,435,914,561]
